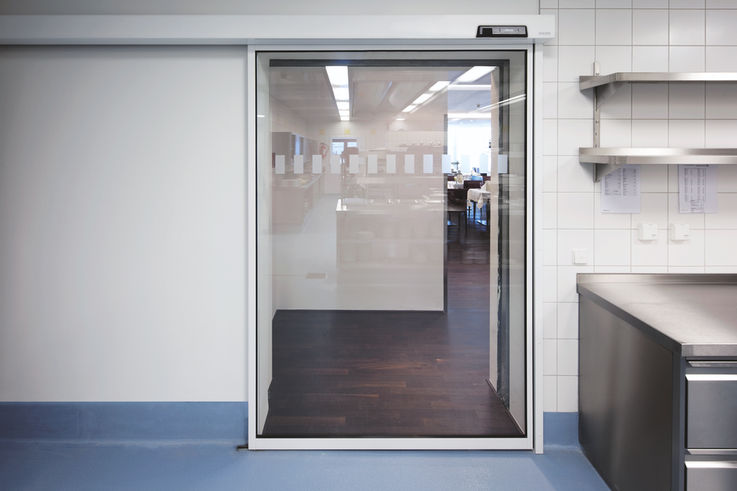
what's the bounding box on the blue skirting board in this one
[0,403,577,448]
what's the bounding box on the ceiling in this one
[268,65,497,124]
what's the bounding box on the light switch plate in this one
[637,223,658,241]
[670,223,690,242]
[572,248,589,265]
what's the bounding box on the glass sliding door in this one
[255,50,528,440]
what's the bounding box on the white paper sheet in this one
[311,154,322,174]
[367,154,378,174]
[386,154,396,174]
[679,165,717,213]
[600,166,640,214]
[349,154,359,174]
[293,155,304,174]
[404,154,415,174]
[423,154,433,174]
[275,154,285,175]
[330,154,341,174]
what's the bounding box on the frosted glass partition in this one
[256,50,527,439]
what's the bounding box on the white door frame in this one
[0,14,551,453]
[248,42,542,451]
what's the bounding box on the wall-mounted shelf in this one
[579,147,737,182]
[579,69,737,181]
[579,71,737,90]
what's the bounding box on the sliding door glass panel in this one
[256,50,527,438]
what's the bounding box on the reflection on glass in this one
[256,51,527,439]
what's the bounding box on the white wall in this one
[542,0,737,412]
[0,46,247,401]
[0,0,538,15]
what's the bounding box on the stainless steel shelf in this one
[579,147,737,181]
[580,72,737,90]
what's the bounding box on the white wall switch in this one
[572,248,589,265]
[637,223,658,241]
[670,223,690,242]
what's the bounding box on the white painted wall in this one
[542,0,737,412]
[0,46,247,401]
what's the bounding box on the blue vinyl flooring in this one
[0,441,608,491]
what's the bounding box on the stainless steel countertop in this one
[577,274,737,358]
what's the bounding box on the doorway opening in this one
[255,50,528,440]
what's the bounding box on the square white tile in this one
[543,45,558,82]
[640,164,669,193]
[559,46,595,82]
[558,82,593,119]
[597,0,631,6]
[560,0,595,6]
[600,83,632,120]
[544,193,558,229]
[544,119,558,155]
[716,166,737,192]
[633,46,669,72]
[544,266,558,302]
[558,229,595,265]
[705,47,737,72]
[595,193,632,229]
[669,120,705,147]
[558,155,595,193]
[706,10,737,45]
[634,0,667,6]
[557,376,579,412]
[543,375,557,412]
[596,9,633,45]
[631,228,668,266]
[543,302,558,339]
[636,192,669,228]
[631,120,669,147]
[705,120,737,147]
[668,229,705,267]
[544,156,558,193]
[595,229,632,266]
[559,9,596,45]
[633,9,669,45]
[595,46,633,74]
[669,46,705,72]
[706,84,737,119]
[632,265,669,273]
[557,340,579,376]
[600,119,632,147]
[632,83,668,119]
[544,229,558,265]
[558,119,594,156]
[544,339,558,376]
[706,0,737,8]
[544,82,558,119]
[670,10,705,45]
[705,230,737,266]
[557,265,594,302]
[557,302,579,339]
[558,193,595,229]
[670,0,704,6]
[705,194,737,228]
[668,83,705,120]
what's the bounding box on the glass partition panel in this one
[256,50,527,438]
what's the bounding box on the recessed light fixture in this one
[456,66,495,83]
[412,93,433,105]
[326,65,350,122]
[396,117,406,121]
[447,84,492,91]
[428,81,450,92]
[402,104,417,113]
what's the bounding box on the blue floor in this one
[0,442,607,490]
[0,406,607,490]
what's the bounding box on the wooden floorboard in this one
[262,218,524,438]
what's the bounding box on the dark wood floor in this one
[262,215,523,438]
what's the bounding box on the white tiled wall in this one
[541,0,737,412]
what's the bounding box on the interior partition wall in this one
[252,47,533,449]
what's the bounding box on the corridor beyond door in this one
[255,50,528,440]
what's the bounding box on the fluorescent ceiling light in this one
[447,84,491,91]
[257,114,265,118]
[332,87,350,101]
[396,117,406,121]
[402,104,417,113]
[325,66,349,87]
[336,101,350,111]
[429,81,450,92]
[412,93,433,105]
[456,66,494,83]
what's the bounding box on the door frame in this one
[247,42,542,451]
